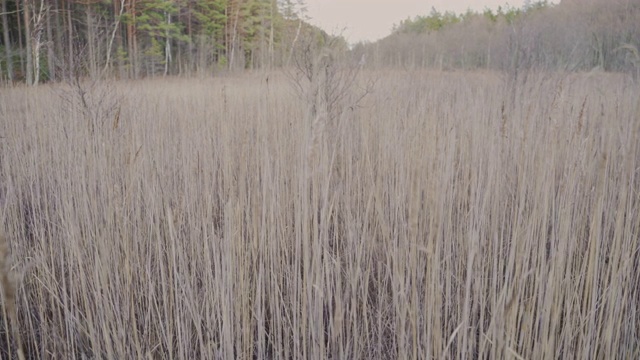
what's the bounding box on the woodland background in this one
[0,0,639,84]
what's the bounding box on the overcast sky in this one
[305,0,559,44]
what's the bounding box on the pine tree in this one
[136,0,187,75]
[193,0,227,70]
[240,0,269,68]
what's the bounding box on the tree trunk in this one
[287,18,302,67]
[23,0,33,85]
[31,0,47,85]
[164,11,170,76]
[131,0,138,78]
[229,1,241,71]
[127,0,134,78]
[86,5,97,78]
[46,4,55,80]
[54,0,63,78]
[269,0,274,68]
[114,0,125,78]
[104,0,125,77]
[259,7,266,69]
[67,0,74,78]
[16,0,25,77]
[1,0,13,81]
[187,0,193,73]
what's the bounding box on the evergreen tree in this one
[193,0,227,70]
[239,0,269,68]
[136,0,187,75]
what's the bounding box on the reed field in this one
[0,70,639,359]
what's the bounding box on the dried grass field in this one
[0,70,639,359]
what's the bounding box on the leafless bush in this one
[286,35,374,124]
[55,47,123,135]
[60,78,122,134]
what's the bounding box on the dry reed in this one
[0,70,638,359]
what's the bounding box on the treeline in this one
[0,0,340,83]
[3,0,639,85]
[354,0,640,76]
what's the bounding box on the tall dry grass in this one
[0,70,638,359]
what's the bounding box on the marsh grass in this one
[0,70,638,358]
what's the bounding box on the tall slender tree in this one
[126,0,138,77]
[104,0,126,76]
[1,0,13,81]
[23,0,33,84]
[30,0,47,85]
[46,2,55,80]
[66,0,74,78]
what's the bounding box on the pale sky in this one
[305,0,560,43]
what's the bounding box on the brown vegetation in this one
[0,70,638,358]
[357,1,640,75]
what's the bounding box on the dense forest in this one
[0,0,338,83]
[1,0,639,84]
